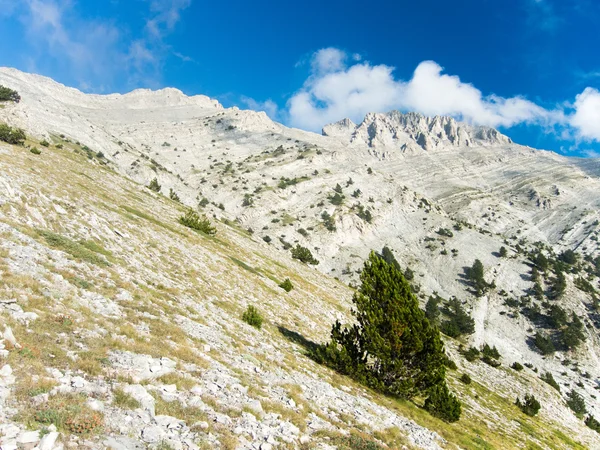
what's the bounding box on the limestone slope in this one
[0,68,600,448]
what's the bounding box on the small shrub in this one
[329,192,345,206]
[178,209,216,235]
[566,390,587,418]
[585,415,600,433]
[30,147,41,155]
[462,346,480,362]
[481,344,500,359]
[540,371,560,392]
[436,228,453,237]
[65,411,103,434]
[321,211,336,232]
[279,278,293,292]
[511,362,524,371]
[242,193,254,207]
[242,305,263,329]
[460,373,471,384]
[516,394,541,416]
[262,235,271,243]
[424,384,462,423]
[0,123,26,145]
[499,246,508,257]
[291,244,319,265]
[148,177,161,192]
[465,259,492,296]
[0,85,20,102]
[40,140,50,147]
[442,354,457,370]
[169,188,180,202]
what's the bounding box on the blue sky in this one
[1,0,600,156]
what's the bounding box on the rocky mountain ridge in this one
[0,67,599,449]
[322,111,512,153]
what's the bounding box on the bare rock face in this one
[321,118,356,139]
[323,111,512,151]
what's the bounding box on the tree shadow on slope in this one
[277,325,321,355]
[456,267,477,295]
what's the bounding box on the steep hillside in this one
[0,68,600,449]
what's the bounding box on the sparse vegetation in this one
[511,362,524,371]
[566,390,587,418]
[0,123,26,145]
[516,394,541,416]
[279,278,293,292]
[291,244,319,265]
[242,305,263,329]
[465,259,493,296]
[113,388,141,410]
[169,188,180,202]
[148,177,161,192]
[541,371,560,392]
[178,209,217,235]
[0,85,20,102]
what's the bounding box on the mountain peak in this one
[322,110,512,151]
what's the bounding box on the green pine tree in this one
[466,259,491,296]
[313,251,460,421]
[425,295,441,325]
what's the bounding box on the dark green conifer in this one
[314,252,460,421]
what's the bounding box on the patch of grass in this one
[313,430,386,449]
[79,239,113,258]
[113,388,141,410]
[15,376,57,400]
[120,205,182,235]
[73,351,106,376]
[155,372,197,391]
[21,393,103,435]
[152,393,206,426]
[229,256,262,276]
[261,399,307,432]
[38,230,110,267]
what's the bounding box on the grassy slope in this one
[0,137,596,449]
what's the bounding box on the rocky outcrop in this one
[323,110,512,151]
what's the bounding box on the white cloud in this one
[22,0,122,89]
[570,87,600,141]
[286,48,563,132]
[146,0,191,39]
[311,48,346,74]
[3,0,194,90]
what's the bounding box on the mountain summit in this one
[0,68,599,449]
[323,111,512,152]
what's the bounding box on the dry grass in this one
[155,372,197,391]
[151,393,207,425]
[112,388,141,410]
[18,392,104,435]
